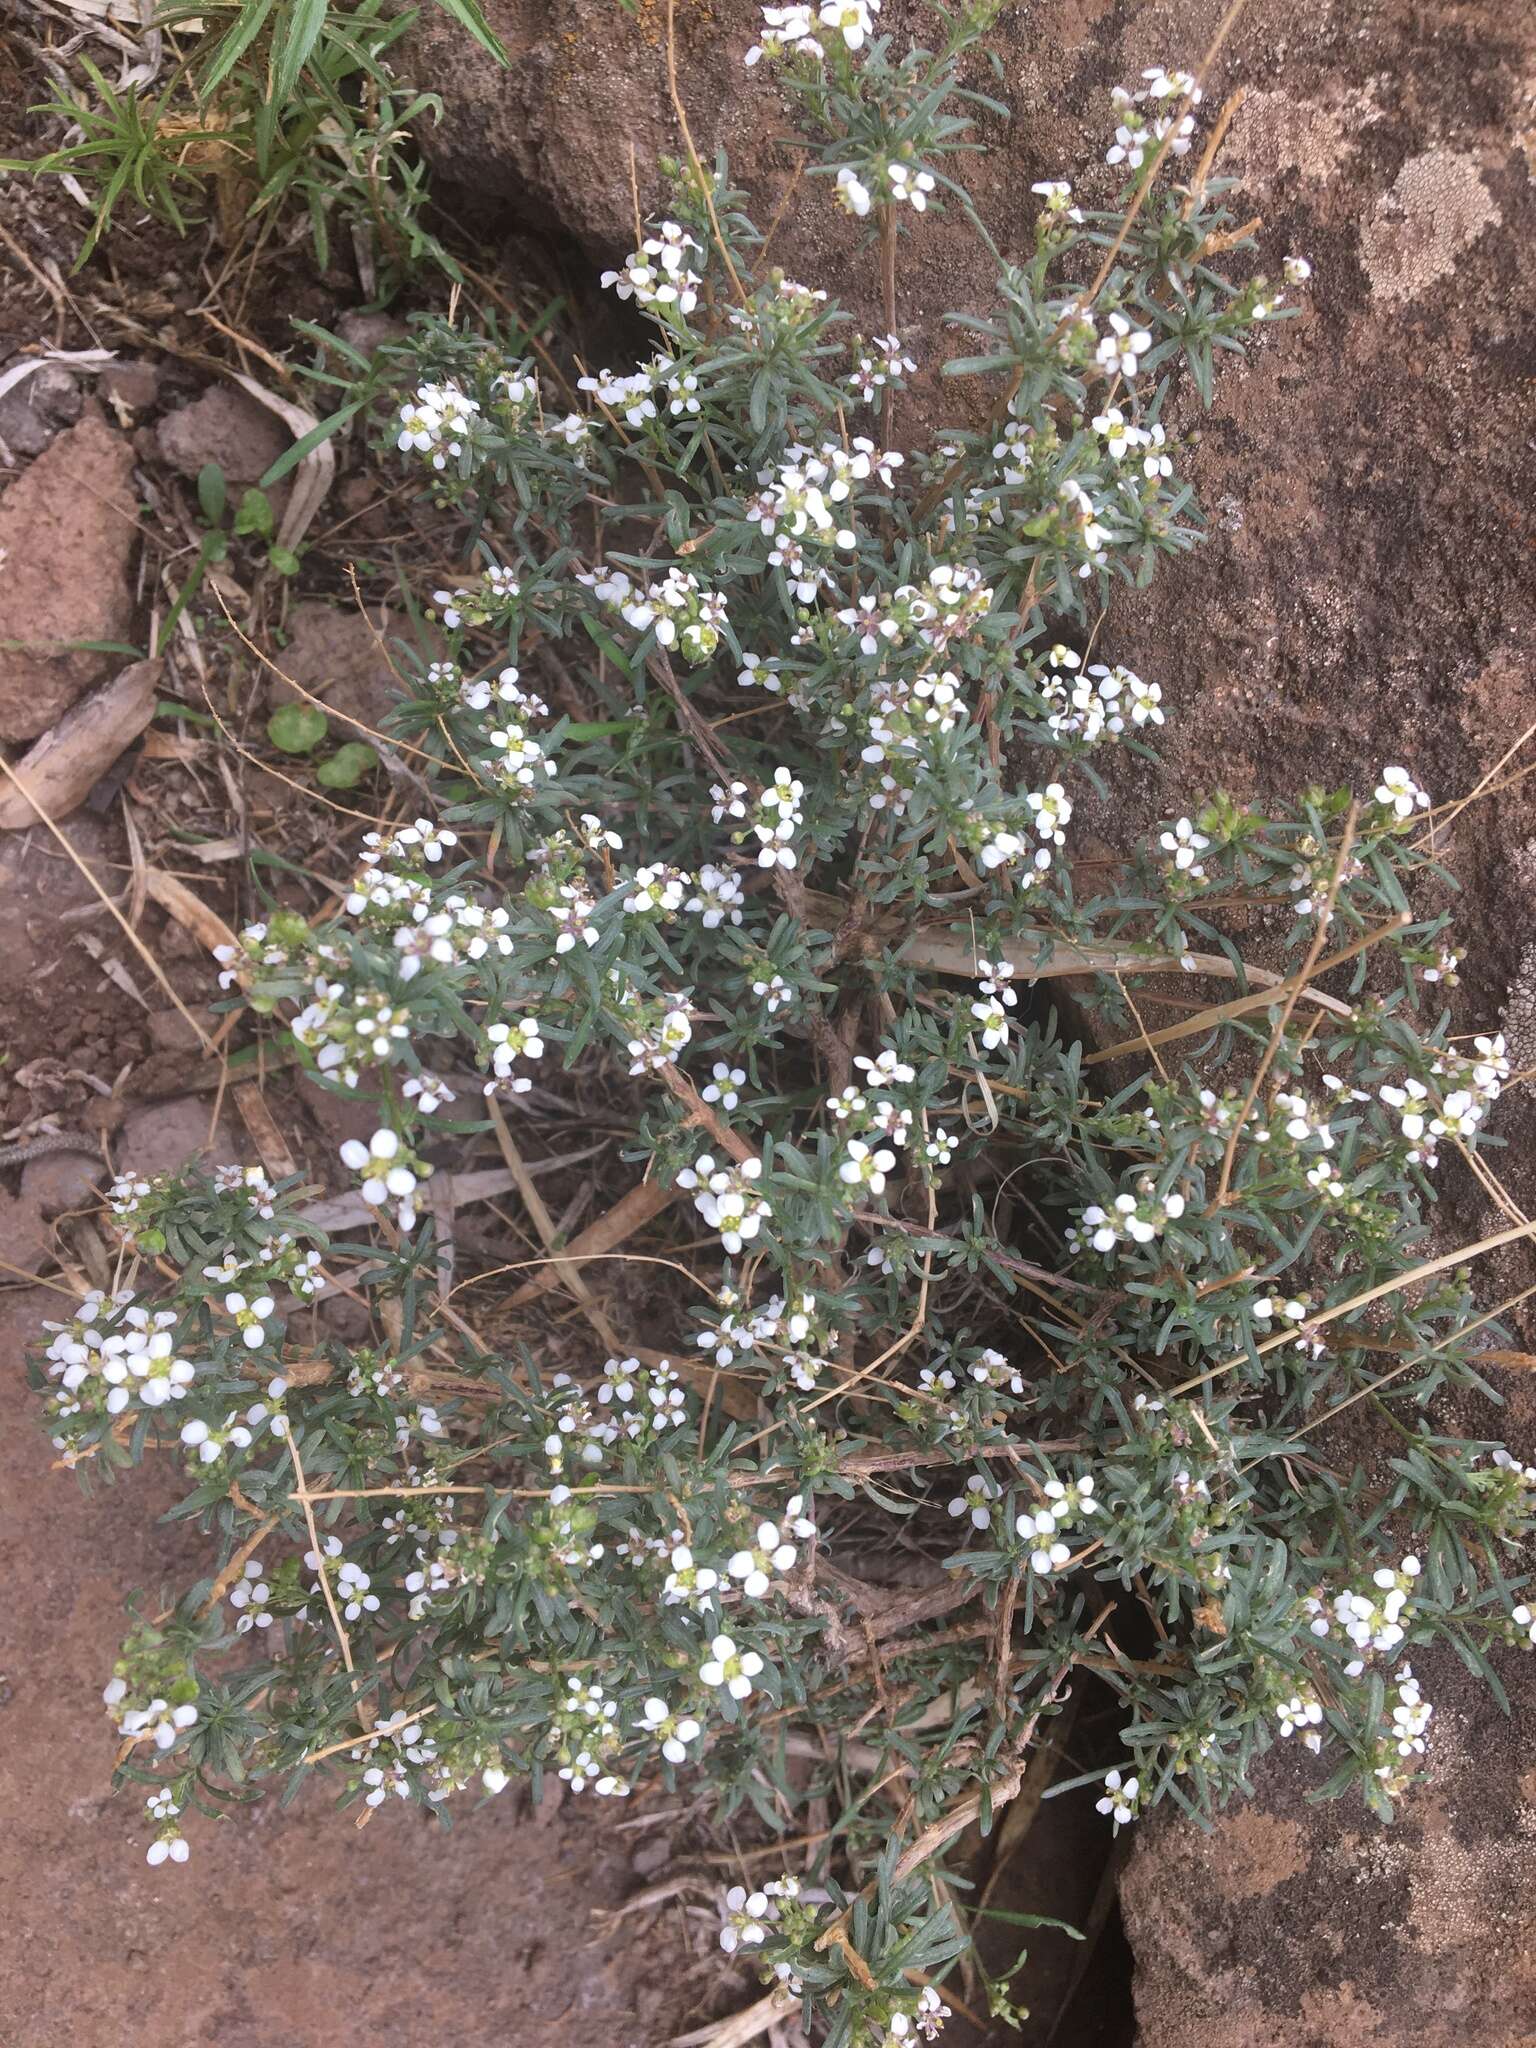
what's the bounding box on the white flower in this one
[1096,312,1153,379]
[887,158,937,211]
[677,1152,771,1254]
[228,1560,272,1632]
[1032,178,1082,222]
[820,0,877,47]
[971,995,1010,1050]
[1380,1078,1428,1143]
[487,1016,546,1088]
[737,651,782,693]
[1283,254,1313,285]
[223,1290,275,1350]
[637,1696,702,1765]
[719,1882,771,1953]
[727,1507,804,1598]
[745,4,819,67]
[1374,765,1430,819]
[1389,1664,1433,1757]
[854,1048,915,1086]
[336,1560,380,1621]
[948,1473,998,1530]
[702,1063,747,1111]
[1026,782,1072,844]
[836,166,873,217]
[699,1633,765,1701]
[1095,1765,1140,1829]
[663,1543,721,1609]
[339,1128,422,1228]
[1160,817,1209,871]
[1277,1693,1324,1750]
[838,1138,897,1196]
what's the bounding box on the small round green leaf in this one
[316,742,379,789]
[266,702,328,754]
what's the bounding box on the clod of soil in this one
[0,406,140,743]
[0,361,82,459]
[267,600,407,735]
[155,383,291,486]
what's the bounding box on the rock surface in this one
[0,362,83,460]
[116,1094,241,1178]
[0,408,140,743]
[1119,1488,1536,2046]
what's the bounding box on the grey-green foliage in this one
[36,8,1534,2036]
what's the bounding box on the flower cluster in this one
[601,221,704,319]
[582,564,727,665]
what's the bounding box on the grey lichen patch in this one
[1359,150,1500,303]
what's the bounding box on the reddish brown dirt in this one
[0,1293,712,2048]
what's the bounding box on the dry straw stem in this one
[662,1060,759,1165]
[1166,1216,1536,1401]
[1234,1281,1536,1475]
[224,366,336,555]
[142,863,238,954]
[285,1425,359,1684]
[300,1708,435,1770]
[484,1091,627,1354]
[198,1513,278,1617]
[1081,912,1406,1065]
[672,1993,791,2048]
[234,1080,299,1180]
[0,658,160,829]
[665,0,749,310]
[1211,800,1361,1205]
[811,893,1353,1020]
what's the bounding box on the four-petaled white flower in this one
[1096,1766,1140,1829]
[224,1289,275,1350]
[637,1696,702,1764]
[699,1633,765,1700]
[1096,312,1153,379]
[1160,816,1209,871]
[719,1883,772,1953]
[1374,765,1429,819]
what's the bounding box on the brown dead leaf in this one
[234,1082,299,1180]
[141,865,237,956]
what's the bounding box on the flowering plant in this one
[36,6,1535,2036]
